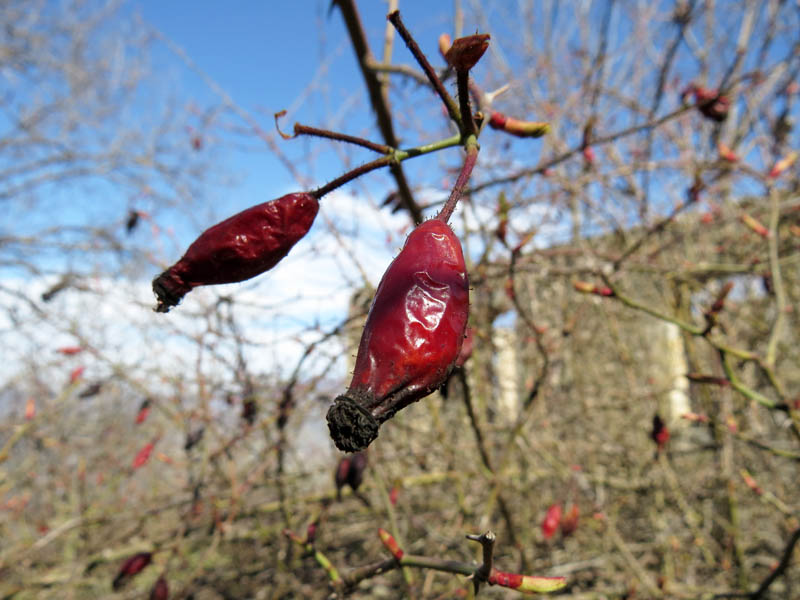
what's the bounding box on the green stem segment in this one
[312,134,463,200]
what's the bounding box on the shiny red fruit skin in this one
[327,219,469,451]
[153,193,318,312]
[350,219,469,409]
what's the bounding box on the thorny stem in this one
[387,10,462,126]
[467,531,495,593]
[457,69,476,138]
[327,529,564,595]
[436,138,479,224]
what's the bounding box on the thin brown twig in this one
[333,0,423,223]
[387,10,461,126]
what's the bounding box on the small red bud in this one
[57,346,83,355]
[560,504,580,536]
[68,366,85,384]
[132,440,156,469]
[488,570,566,593]
[542,503,562,539]
[135,398,151,425]
[573,280,614,297]
[444,34,490,71]
[24,397,36,420]
[438,33,452,59]
[768,151,797,178]
[739,213,770,238]
[740,469,763,495]
[378,528,404,560]
[717,142,739,163]
[727,416,739,433]
[488,112,549,138]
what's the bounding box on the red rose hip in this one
[327,218,469,452]
[152,192,318,312]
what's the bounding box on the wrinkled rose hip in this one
[152,192,318,312]
[327,218,469,452]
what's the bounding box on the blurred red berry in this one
[132,441,155,469]
[651,414,670,453]
[542,503,562,539]
[112,552,152,590]
[149,575,169,600]
[561,504,580,536]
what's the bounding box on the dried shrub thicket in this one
[1,1,799,599]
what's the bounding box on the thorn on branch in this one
[467,530,495,594]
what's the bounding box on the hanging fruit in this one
[327,218,469,452]
[152,192,319,312]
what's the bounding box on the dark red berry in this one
[152,192,318,312]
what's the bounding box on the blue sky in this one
[132,1,460,216]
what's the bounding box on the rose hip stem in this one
[436,140,479,224]
[312,156,394,199]
[275,110,393,154]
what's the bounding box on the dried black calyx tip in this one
[327,395,379,452]
[151,270,189,313]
